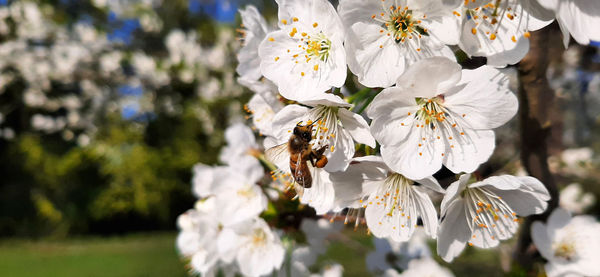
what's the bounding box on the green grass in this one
[0,229,509,277]
[0,232,189,277]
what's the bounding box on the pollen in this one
[300,72,305,76]
[490,33,496,40]
[268,37,275,42]
[292,17,298,22]
[524,31,531,38]
[313,64,319,71]
[274,57,279,61]
[281,19,287,25]
[330,146,335,152]
[453,11,461,17]
[511,35,517,42]
[471,28,477,35]
[313,22,318,28]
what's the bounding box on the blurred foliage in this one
[0,0,262,237]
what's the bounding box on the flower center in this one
[305,33,331,62]
[415,97,447,126]
[237,185,256,198]
[371,4,428,46]
[464,187,519,241]
[361,173,415,225]
[553,240,577,261]
[251,228,267,246]
[385,7,426,44]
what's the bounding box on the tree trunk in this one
[513,26,561,270]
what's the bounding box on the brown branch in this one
[513,26,562,271]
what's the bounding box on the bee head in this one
[293,121,314,142]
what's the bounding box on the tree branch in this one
[513,26,561,270]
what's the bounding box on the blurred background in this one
[0,0,599,276]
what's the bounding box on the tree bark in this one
[513,26,561,270]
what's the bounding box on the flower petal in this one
[437,198,470,262]
[412,185,439,238]
[395,57,462,98]
[367,87,419,147]
[338,107,376,147]
[381,127,445,180]
[345,22,406,88]
[444,65,518,130]
[442,129,496,174]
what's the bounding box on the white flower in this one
[330,156,444,242]
[337,0,460,88]
[176,198,221,275]
[395,258,454,277]
[456,0,554,67]
[221,218,285,277]
[219,123,261,169]
[559,183,596,214]
[192,162,266,226]
[311,264,344,277]
[165,29,202,66]
[537,0,600,47]
[265,97,375,213]
[237,5,271,80]
[238,77,283,137]
[258,0,347,101]
[550,147,594,177]
[301,218,343,255]
[367,57,518,180]
[366,229,431,274]
[437,174,550,262]
[532,208,600,277]
[270,97,375,172]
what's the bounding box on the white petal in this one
[412,185,439,238]
[442,129,496,174]
[276,0,345,40]
[299,168,336,214]
[367,87,419,147]
[237,5,269,80]
[300,93,351,108]
[330,156,388,209]
[444,65,518,130]
[337,107,376,147]
[437,198,470,262]
[420,7,461,45]
[480,175,550,216]
[217,228,241,263]
[381,126,445,180]
[324,127,355,172]
[416,176,445,194]
[531,220,553,260]
[271,104,310,141]
[395,57,462,98]
[337,0,382,27]
[345,22,406,88]
[468,227,500,248]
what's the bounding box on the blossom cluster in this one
[178,0,600,276]
[0,0,243,145]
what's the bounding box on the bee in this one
[265,121,328,188]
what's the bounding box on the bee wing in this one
[264,143,290,172]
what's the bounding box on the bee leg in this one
[314,145,329,156]
[311,145,329,168]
